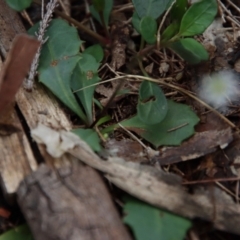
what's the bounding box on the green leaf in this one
[140,16,157,44]
[92,0,105,12]
[161,22,180,43]
[5,0,32,11]
[96,115,112,126]
[132,0,173,19]
[84,44,104,63]
[72,128,102,152]
[0,224,33,240]
[90,0,113,26]
[120,100,199,147]
[137,81,168,125]
[38,19,87,123]
[178,0,218,36]
[71,53,101,125]
[132,11,141,34]
[124,196,192,240]
[170,0,188,22]
[94,98,103,110]
[169,38,209,64]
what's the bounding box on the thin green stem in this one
[138,58,148,77]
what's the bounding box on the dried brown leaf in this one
[157,128,233,165]
[0,34,40,114]
[110,20,130,70]
[105,139,148,163]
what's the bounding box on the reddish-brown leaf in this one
[0,34,40,114]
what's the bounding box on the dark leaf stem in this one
[33,0,107,46]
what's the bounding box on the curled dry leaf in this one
[0,34,40,114]
[159,62,169,75]
[145,62,154,74]
[31,123,81,158]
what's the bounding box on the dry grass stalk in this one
[24,0,58,90]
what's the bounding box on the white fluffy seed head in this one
[198,70,240,112]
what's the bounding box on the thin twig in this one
[183,176,240,185]
[118,123,159,160]
[215,181,239,200]
[84,0,96,33]
[217,0,226,22]
[24,0,59,90]
[225,0,240,15]
[58,0,70,16]
[167,122,188,132]
[218,0,240,26]
[156,0,176,50]
[226,16,240,28]
[118,123,148,150]
[21,10,34,26]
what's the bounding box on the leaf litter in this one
[3,0,240,239]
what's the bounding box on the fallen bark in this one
[17,160,131,240]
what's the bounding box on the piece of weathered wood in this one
[0,1,131,239]
[18,160,131,240]
[0,54,38,197]
[0,110,37,197]
[17,83,74,163]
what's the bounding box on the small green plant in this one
[132,0,218,64]
[103,80,199,147]
[88,1,201,147]
[28,19,104,151]
[28,19,103,126]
